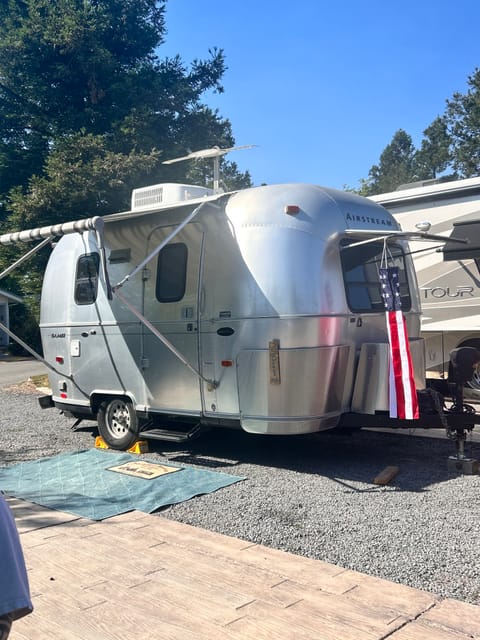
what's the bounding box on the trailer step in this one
[140,422,203,443]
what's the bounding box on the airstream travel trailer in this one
[0,177,478,461]
[370,176,480,384]
[37,181,429,448]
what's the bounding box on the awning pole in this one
[0,237,53,282]
[113,202,209,290]
[113,288,217,389]
[0,321,58,373]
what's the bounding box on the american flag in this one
[379,266,419,420]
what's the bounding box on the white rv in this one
[371,176,480,386]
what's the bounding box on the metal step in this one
[140,422,203,443]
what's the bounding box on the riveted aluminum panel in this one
[237,345,350,434]
[351,339,425,414]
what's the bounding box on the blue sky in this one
[160,1,480,190]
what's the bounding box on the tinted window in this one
[156,243,188,302]
[74,253,100,305]
[341,241,411,312]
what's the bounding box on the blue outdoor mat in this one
[0,449,244,520]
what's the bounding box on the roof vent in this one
[131,183,214,212]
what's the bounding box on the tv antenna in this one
[162,144,256,193]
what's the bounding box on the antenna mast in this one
[162,144,256,193]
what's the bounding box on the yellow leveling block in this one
[95,436,149,454]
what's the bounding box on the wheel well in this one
[90,393,135,416]
[452,340,480,390]
[458,338,480,350]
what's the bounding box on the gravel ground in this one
[1,383,480,606]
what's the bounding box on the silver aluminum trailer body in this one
[371,176,480,383]
[39,182,425,447]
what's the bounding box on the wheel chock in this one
[128,440,149,454]
[94,436,149,454]
[95,435,109,449]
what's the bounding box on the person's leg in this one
[0,495,33,631]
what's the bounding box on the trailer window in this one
[74,253,100,305]
[341,241,411,312]
[156,242,188,303]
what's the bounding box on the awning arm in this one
[93,220,112,299]
[113,288,217,389]
[342,229,468,250]
[112,201,211,290]
[110,200,218,388]
[0,215,113,299]
[0,236,53,282]
[0,320,64,375]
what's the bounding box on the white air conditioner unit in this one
[131,183,214,212]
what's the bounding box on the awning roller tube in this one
[0,216,103,245]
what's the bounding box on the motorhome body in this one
[37,182,430,448]
[370,176,480,385]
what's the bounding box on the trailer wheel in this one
[467,368,480,390]
[459,340,480,390]
[97,398,139,450]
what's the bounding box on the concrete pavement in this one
[8,496,480,640]
[0,357,47,386]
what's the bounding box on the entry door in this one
[142,223,204,414]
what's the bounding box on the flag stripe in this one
[386,310,419,420]
[380,265,419,420]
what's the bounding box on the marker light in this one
[55,356,64,364]
[221,360,233,367]
[284,204,300,215]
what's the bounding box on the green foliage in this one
[361,130,417,195]
[0,133,160,348]
[6,133,160,229]
[0,0,167,136]
[0,0,167,210]
[0,0,251,349]
[446,68,480,177]
[414,116,452,180]
[357,120,455,196]
[8,300,41,356]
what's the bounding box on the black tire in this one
[97,397,139,450]
[458,340,480,390]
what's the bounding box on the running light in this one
[284,204,300,215]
